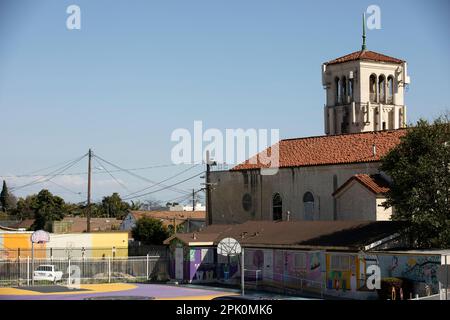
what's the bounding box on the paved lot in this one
[0,283,238,300]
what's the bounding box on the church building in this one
[208,31,410,225]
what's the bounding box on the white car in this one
[33,265,63,283]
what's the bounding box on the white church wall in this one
[210,162,380,224]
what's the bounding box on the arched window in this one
[242,193,252,212]
[348,78,354,102]
[272,193,282,221]
[341,76,347,104]
[303,192,315,221]
[335,77,341,105]
[379,75,386,103]
[369,74,377,103]
[387,76,394,104]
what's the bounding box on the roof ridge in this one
[281,128,407,142]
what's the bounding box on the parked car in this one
[33,265,63,283]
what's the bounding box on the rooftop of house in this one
[325,50,404,66]
[232,129,407,171]
[53,217,123,233]
[165,220,407,251]
[130,210,206,221]
[333,174,391,197]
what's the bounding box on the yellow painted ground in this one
[0,283,136,296]
[157,292,239,300]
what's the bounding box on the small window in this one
[272,193,282,221]
[379,75,386,103]
[348,79,354,102]
[242,193,252,212]
[303,192,315,221]
[369,74,377,103]
[335,77,340,104]
[341,76,347,104]
[387,76,394,104]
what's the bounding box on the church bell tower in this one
[322,14,410,135]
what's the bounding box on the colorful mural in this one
[0,232,128,259]
[373,254,440,292]
[165,238,445,299]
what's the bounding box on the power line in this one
[122,171,205,201]
[122,163,201,199]
[93,153,192,195]
[0,162,188,178]
[9,153,88,192]
[47,180,85,198]
[93,157,131,193]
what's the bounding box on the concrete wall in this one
[210,162,380,224]
[335,182,392,221]
[335,182,376,220]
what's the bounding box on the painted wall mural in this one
[373,254,440,292]
[0,232,128,260]
[166,240,443,299]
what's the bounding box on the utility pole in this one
[192,189,195,211]
[87,148,92,233]
[206,151,212,225]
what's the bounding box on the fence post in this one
[108,256,111,283]
[68,258,71,286]
[146,254,149,280]
[26,256,30,286]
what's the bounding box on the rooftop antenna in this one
[362,13,367,51]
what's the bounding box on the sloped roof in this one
[232,129,406,171]
[53,217,122,233]
[130,210,206,221]
[11,219,34,230]
[325,50,404,66]
[333,174,390,197]
[165,220,406,251]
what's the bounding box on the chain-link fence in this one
[0,255,169,287]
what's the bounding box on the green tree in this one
[31,189,66,231]
[131,217,169,245]
[13,195,38,220]
[380,116,450,248]
[101,193,130,219]
[167,223,184,236]
[0,180,16,212]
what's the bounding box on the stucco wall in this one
[210,162,380,224]
[335,182,376,220]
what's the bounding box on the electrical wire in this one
[93,153,192,195]
[122,163,201,199]
[122,171,205,201]
[0,162,187,178]
[9,153,88,192]
[93,157,131,193]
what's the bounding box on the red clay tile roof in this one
[232,129,406,170]
[326,50,404,65]
[333,174,390,197]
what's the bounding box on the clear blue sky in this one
[0,0,449,203]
